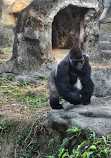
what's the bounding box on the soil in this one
[0,86,49,122]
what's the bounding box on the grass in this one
[0,116,17,144]
[0,75,67,115]
[15,120,43,158]
[0,76,60,158]
[0,45,12,54]
[0,77,50,115]
[15,120,60,158]
[0,76,56,157]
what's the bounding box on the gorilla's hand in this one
[80,89,91,105]
[82,99,91,105]
[81,95,91,105]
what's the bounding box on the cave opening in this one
[52,5,88,63]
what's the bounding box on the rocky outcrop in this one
[92,68,111,97]
[99,0,111,23]
[0,0,101,73]
[0,0,32,46]
[45,96,111,135]
[99,28,111,60]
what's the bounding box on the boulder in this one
[92,68,111,97]
[45,96,111,135]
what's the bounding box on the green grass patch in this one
[0,78,49,114]
[15,120,60,158]
[16,122,41,158]
[0,117,17,144]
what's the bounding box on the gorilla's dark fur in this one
[48,48,94,109]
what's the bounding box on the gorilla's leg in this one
[48,73,64,109]
[61,91,82,105]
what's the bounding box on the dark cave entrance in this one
[52,5,88,62]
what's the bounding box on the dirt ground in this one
[0,47,49,121]
[0,79,49,122]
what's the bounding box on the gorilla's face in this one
[70,57,85,71]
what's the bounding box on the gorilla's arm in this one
[56,58,81,105]
[79,55,94,105]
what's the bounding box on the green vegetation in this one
[0,77,60,157]
[7,74,16,81]
[0,78,49,114]
[16,122,41,158]
[50,126,111,158]
[0,44,12,48]
[36,76,47,80]
[0,115,59,158]
[0,44,12,54]
[0,77,67,115]
[0,117,17,144]
[15,121,60,158]
[17,80,29,87]
[0,49,3,54]
[60,98,67,105]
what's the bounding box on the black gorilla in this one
[48,48,94,109]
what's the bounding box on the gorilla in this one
[48,46,94,109]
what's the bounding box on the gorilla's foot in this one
[51,104,64,109]
[82,100,91,105]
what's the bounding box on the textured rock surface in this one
[99,28,111,60]
[45,96,111,135]
[82,9,101,61]
[0,0,32,46]
[92,68,111,97]
[0,0,32,25]
[0,23,14,46]
[0,0,101,73]
[99,0,111,23]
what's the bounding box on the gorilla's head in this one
[70,47,85,71]
[70,57,85,71]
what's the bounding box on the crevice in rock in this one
[80,111,111,118]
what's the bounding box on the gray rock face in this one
[0,23,14,46]
[45,96,111,135]
[92,68,111,97]
[82,9,101,61]
[0,0,101,73]
[99,0,111,23]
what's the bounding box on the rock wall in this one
[82,9,101,61]
[0,0,32,46]
[0,0,101,73]
[99,0,111,23]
